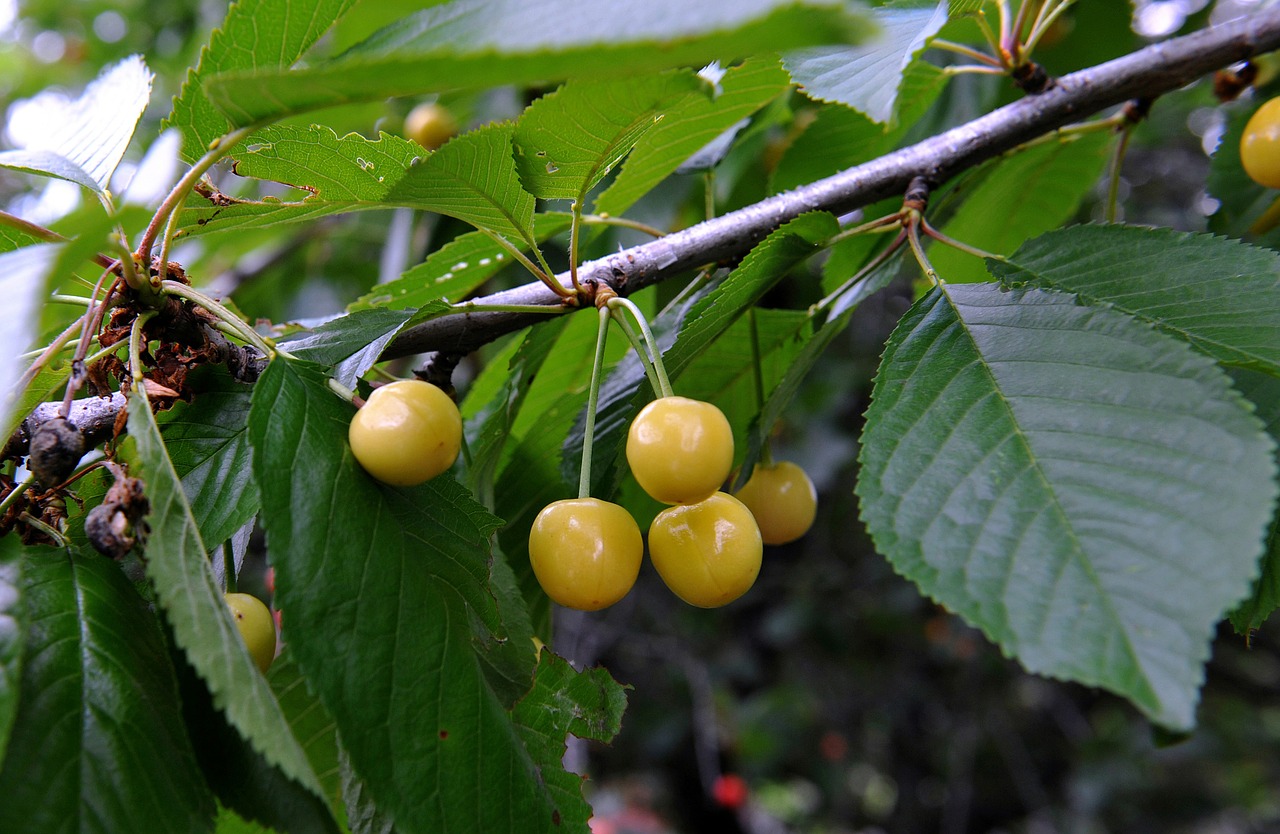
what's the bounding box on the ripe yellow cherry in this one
[626,396,733,505]
[404,102,458,151]
[349,379,461,486]
[734,461,817,545]
[648,492,762,608]
[225,592,277,674]
[528,498,643,611]
[1241,97,1280,188]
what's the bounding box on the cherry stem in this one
[607,296,674,398]
[327,377,361,406]
[136,125,257,263]
[906,214,941,286]
[569,201,584,294]
[20,512,68,548]
[15,315,86,412]
[930,39,1003,68]
[608,308,663,397]
[578,305,612,500]
[920,219,1004,262]
[814,229,907,312]
[479,229,572,300]
[0,478,32,520]
[223,541,237,594]
[62,264,120,417]
[1105,124,1134,223]
[128,310,159,386]
[580,214,667,239]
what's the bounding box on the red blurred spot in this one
[820,730,848,762]
[712,774,748,810]
[265,567,275,594]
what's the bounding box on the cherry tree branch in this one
[383,7,1280,360]
[8,9,1280,449]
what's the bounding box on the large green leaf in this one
[128,393,325,798]
[784,1,947,124]
[929,133,1112,284]
[0,546,214,833]
[595,56,792,217]
[248,359,625,834]
[158,368,261,550]
[857,283,1278,730]
[0,56,152,191]
[0,539,21,762]
[277,307,415,386]
[1228,368,1280,634]
[165,0,357,161]
[990,224,1280,376]
[174,648,341,834]
[513,72,707,202]
[384,123,538,249]
[268,651,343,810]
[202,0,868,125]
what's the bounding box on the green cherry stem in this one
[578,305,612,500]
[608,308,663,397]
[128,310,158,385]
[0,479,32,520]
[906,214,941,286]
[223,541,237,594]
[607,296,673,398]
[327,377,365,408]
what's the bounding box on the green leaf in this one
[249,359,625,834]
[202,0,869,125]
[278,308,416,386]
[990,225,1280,376]
[158,368,261,550]
[128,393,326,798]
[929,133,1111,283]
[595,56,791,216]
[0,539,22,762]
[351,213,573,312]
[0,55,152,191]
[1228,368,1280,634]
[174,647,341,834]
[179,125,423,236]
[0,225,41,254]
[384,123,538,248]
[770,104,890,194]
[784,1,947,124]
[513,72,707,202]
[268,651,343,810]
[0,546,214,833]
[165,0,357,162]
[857,283,1278,730]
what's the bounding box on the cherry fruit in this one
[1241,97,1280,188]
[626,396,733,504]
[225,592,277,674]
[648,492,762,608]
[734,461,817,545]
[404,102,458,151]
[528,498,643,611]
[349,379,461,486]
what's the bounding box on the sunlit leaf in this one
[857,283,1278,730]
[513,71,707,202]
[165,0,357,162]
[202,0,869,125]
[0,56,152,191]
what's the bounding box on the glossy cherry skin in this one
[349,379,461,486]
[733,461,817,545]
[648,492,762,608]
[528,498,643,611]
[226,593,277,674]
[1241,97,1280,188]
[626,396,733,505]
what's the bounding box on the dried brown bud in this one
[28,418,85,489]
